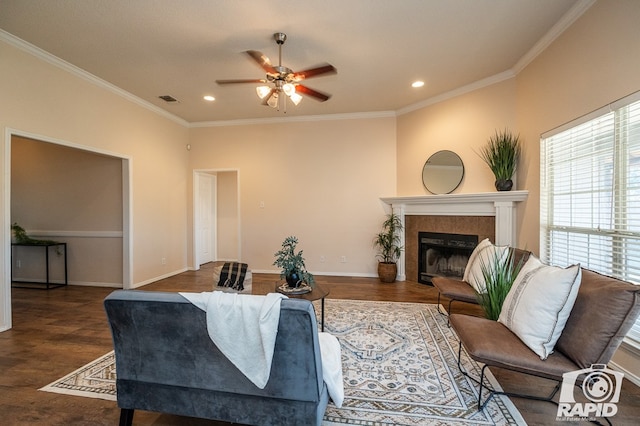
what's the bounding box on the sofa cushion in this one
[463,238,508,293]
[498,256,582,359]
[555,269,640,369]
[450,314,578,381]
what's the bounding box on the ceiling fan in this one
[216,32,337,110]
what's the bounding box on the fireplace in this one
[418,232,478,284]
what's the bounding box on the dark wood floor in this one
[1,263,639,425]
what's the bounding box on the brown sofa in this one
[450,269,640,410]
[432,248,530,321]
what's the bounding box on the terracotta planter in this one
[378,262,397,283]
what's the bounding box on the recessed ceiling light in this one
[203,95,215,102]
[412,81,425,88]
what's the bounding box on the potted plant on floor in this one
[475,249,524,320]
[478,129,521,191]
[373,212,403,283]
[273,235,314,288]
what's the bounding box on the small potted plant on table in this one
[273,236,314,289]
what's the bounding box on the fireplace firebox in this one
[418,232,478,285]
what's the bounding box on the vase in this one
[377,262,397,283]
[286,272,302,288]
[495,179,513,191]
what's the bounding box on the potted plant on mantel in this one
[478,129,522,191]
[273,236,315,288]
[373,212,403,283]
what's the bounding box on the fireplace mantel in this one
[381,190,528,281]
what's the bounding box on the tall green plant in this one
[374,213,403,263]
[475,249,524,320]
[478,129,521,181]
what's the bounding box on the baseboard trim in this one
[609,342,640,387]
[68,281,122,288]
[131,268,188,289]
[252,269,378,279]
[11,280,121,288]
[609,360,640,387]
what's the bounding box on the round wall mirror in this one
[422,150,464,194]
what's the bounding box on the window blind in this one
[541,92,640,348]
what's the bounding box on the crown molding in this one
[512,0,597,73]
[2,0,596,129]
[0,29,189,128]
[189,110,396,128]
[396,70,516,116]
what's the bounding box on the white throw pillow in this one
[463,238,489,282]
[498,256,582,359]
[463,238,508,293]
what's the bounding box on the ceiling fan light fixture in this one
[289,92,303,105]
[256,85,271,99]
[217,32,336,112]
[282,83,296,97]
[267,91,279,108]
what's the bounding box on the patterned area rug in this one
[40,300,525,425]
[40,351,117,401]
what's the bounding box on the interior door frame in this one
[195,172,217,266]
[192,169,240,270]
[1,128,132,332]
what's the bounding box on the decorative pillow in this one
[498,255,582,359]
[213,262,252,293]
[463,238,508,293]
[463,238,490,282]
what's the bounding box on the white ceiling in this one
[0,0,588,124]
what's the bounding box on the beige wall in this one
[513,0,640,377]
[1,36,190,329]
[188,117,397,275]
[516,0,640,254]
[397,78,517,196]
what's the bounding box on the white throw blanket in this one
[318,332,344,408]
[180,291,345,406]
[179,291,286,389]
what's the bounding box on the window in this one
[541,91,640,348]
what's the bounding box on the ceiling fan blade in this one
[296,84,331,102]
[245,50,277,74]
[216,79,267,85]
[293,64,337,80]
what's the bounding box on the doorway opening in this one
[193,170,240,269]
[2,130,132,331]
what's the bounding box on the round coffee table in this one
[276,284,330,331]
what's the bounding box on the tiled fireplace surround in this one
[381,191,528,282]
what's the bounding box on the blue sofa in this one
[104,290,329,426]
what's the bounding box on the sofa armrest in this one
[432,277,478,304]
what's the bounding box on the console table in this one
[11,242,68,289]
